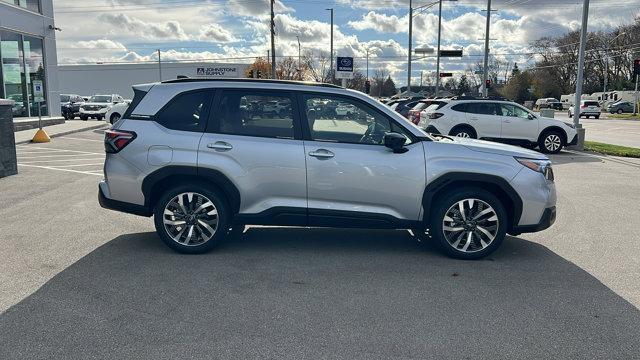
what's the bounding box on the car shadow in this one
[548,151,602,165]
[1,228,639,359]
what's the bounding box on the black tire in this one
[62,113,69,120]
[153,183,230,254]
[110,113,121,124]
[429,187,507,260]
[595,115,600,119]
[538,129,564,154]
[96,115,103,121]
[449,125,477,139]
[80,115,88,121]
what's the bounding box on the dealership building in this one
[59,62,250,99]
[1,0,60,117]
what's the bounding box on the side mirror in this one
[528,113,536,120]
[384,132,408,153]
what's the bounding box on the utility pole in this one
[482,0,492,98]
[420,70,423,88]
[366,48,369,80]
[270,0,276,79]
[157,49,162,81]
[634,74,638,115]
[327,8,334,83]
[296,35,301,79]
[603,32,626,101]
[407,0,413,95]
[573,0,589,130]
[435,0,443,97]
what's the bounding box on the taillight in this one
[104,129,136,153]
[580,104,586,108]
[429,112,444,119]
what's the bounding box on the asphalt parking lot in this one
[550,111,640,148]
[1,129,639,359]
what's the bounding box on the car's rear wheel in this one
[449,126,476,139]
[110,113,121,124]
[153,184,230,254]
[430,188,507,260]
[80,115,88,121]
[538,130,564,153]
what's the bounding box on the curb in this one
[15,123,108,145]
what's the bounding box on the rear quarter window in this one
[584,101,600,107]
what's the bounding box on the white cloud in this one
[198,24,237,43]
[99,13,189,40]
[226,0,293,18]
[348,11,408,33]
[72,39,127,50]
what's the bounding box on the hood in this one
[449,137,548,159]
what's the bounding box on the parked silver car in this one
[99,79,557,259]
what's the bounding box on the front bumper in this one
[511,206,556,234]
[568,134,578,146]
[81,108,108,115]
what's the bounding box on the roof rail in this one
[161,77,343,88]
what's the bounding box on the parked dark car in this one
[606,101,635,114]
[387,98,425,118]
[60,94,84,119]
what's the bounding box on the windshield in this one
[89,95,112,103]
[60,95,70,102]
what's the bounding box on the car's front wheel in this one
[153,184,230,254]
[449,125,476,139]
[110,113,121,124]
[430,188,507,260]
[538,130,564,153]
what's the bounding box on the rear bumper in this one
[99,183,152,217]
[510,206,556,234]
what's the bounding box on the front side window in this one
[217,91,294,139]
[155,90,209,132]
[303,95,410,145]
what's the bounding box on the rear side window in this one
[451,103,467,112]
[584,101,599,107]
[155,90,211,132]
[216,90,294,139]
[123,88,148,119]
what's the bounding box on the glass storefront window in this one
[0,30,48,117]
[1,0,40,13]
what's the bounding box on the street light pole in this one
[482,0,492,98]
[296,35,301,79]
[157,49,162,81]
[270,0,276,79]
[366,48,369,80]
[327,8,334,83]
[573,0,590,130]
[407,0,413,95]
[435,0,443,97]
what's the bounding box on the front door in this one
[300,93,426,226]
[496,103,539,142]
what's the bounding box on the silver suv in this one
[99,79,557,259]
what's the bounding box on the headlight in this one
[563,122,575,129]
[515,157,554,181]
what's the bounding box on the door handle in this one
[207,141,233,151]
[470,117,478,121]
[503,119,511,123]
[308,149,334,159]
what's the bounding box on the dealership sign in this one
[335,57,354,79]
[195,66,239,77]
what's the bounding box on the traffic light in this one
[248,69,255,78]
[256,70,262,79]
[485,79,492,89]
[634,59,640,76]
[365,80,371,94]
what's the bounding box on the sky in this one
[53,0,640,86]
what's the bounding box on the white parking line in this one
[20,157,105,164]
[18,163,103,176]
[54,163,104,168]
[58,136,105,142]
[15,146,103,155]
[17,153,100,159]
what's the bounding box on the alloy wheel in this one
[163,192,219,246]
[442,198,499,253]
[544,134,561,152]
[455,131,471,138]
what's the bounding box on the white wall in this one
[59,62,249,99]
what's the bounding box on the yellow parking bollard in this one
[31,99,50,143]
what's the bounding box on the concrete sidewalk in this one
[14,120,108,144]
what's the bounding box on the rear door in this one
[198,89,307,221]
[465,102,501,138]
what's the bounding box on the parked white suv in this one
[419,99,578,153]
[568,100,601,119]
[80,94,125,121]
